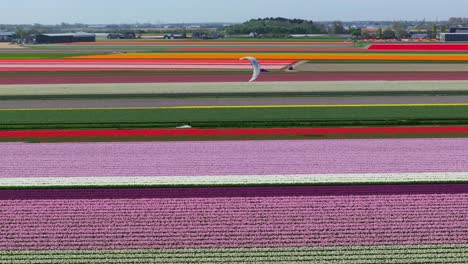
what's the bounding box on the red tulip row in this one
[1,126,468,139]
[369,44,468,51]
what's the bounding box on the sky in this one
[2,0,468,24]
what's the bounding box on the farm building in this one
[107,32,137,39]
[35,33,96,44]
[441,27,468,42]
[0,32,16,42]
[163,33,187,39]
[409,32,428,39]
[440,33,468,42]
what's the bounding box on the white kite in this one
[240,56,262,82]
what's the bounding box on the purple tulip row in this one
[2,138,468,178]
[1,185,466,251]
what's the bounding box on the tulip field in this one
[1,138,468,262]
[1,40,468,262]
[3,40,468,84]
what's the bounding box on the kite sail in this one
[240,57,261,82]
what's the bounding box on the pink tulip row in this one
[1,185,466,251]
[2,138,468,178]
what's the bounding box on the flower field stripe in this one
[0,65,288,71]
[0,185,466,250]
[70,52,468,61]
[1,172,467,189]
[3,81,468,97]
[1,244,467,263]
[4,139,468,178]
[2,184,465,199]
[70,41,354,45]
[170,47,364,52]
[4,103,468,111]
[0,59,296,71]
[3,72,468,84]
[369,44,468,51]
[0,59,296,64]
[1,126,468,139]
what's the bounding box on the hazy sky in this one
[2,0,468,24]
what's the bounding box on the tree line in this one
[225,17,329,36]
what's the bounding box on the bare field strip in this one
[295,63,468,72]
[1,81,468,97]
[3,96,468,109]
[0,43,24,49]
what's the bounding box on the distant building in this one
[163,34,186,39]
[410,33,428,39]
[107,32,137,39]
[0,32,16,42]
[361,28,378,34]
[249,32,258,38]
[440,33,468,42]
[35,33,96,44]
[192,32,223,40]
[361,28,379,38]
[449,27,468,33]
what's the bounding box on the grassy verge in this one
[1,244,466,264]
[1,105,468,129]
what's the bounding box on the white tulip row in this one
[2,81,468,97]
[1,172,467,188]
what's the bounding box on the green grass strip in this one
[0,244,466,263]
[1,105,468,129]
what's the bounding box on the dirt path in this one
[0,43,24,49]
[2,81,468,97]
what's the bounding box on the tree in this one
[382,28,396,39]
[351,28,362,38]
[225,17,327,35]
[448,17,468,27]
[377,27,383,39]
[332,21,347,34]
[431,24,438,39]
[440,24,448,33]
[15,27,30,40]
[392,21,409,39]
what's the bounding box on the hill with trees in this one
[225,17,328,37]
